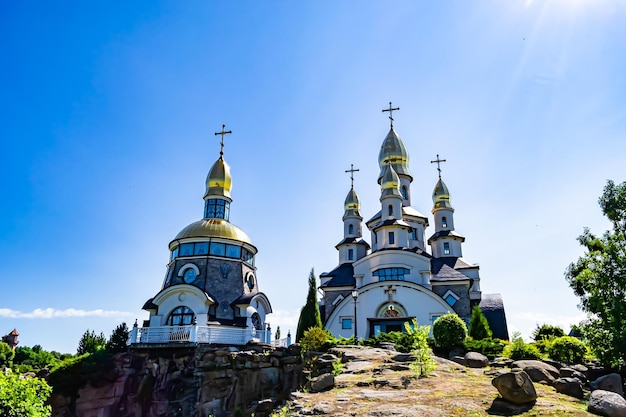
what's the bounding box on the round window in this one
[246,274,255,290]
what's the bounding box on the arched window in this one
[442,216,448,228]
[166,306,195,326]
[388,205,393,216]
[348,224,354,235]
[251,312,262,330]
[401,186,408,200]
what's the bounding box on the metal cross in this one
[384,285,397,301]
[430,154,447,179]
[214,124,232,158]
[345,164,360,188]
[382,102,400,127]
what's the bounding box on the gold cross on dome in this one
[430,154,447,179]
[382,102,400,127]
[345,164,360,188]
[214,124,232,158]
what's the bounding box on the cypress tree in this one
[469,305,492,340]
[296,268,322,341]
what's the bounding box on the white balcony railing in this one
[130,325,275,346]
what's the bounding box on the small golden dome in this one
[344,188,360,211]
[433,178,452,209]
[204,157,232,199]
[344,187,361,217]
[173,218,252,244]
[380,163,401,197]
[378,127,411,179]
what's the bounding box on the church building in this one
[320,104,508,340]
[132,126,273,346]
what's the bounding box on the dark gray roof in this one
[320,263,355,288]
[480,293,509,341]
[430,264,470,282]
[427,229,465,243]
[142,298,157,310]
[335,237,371,250]
[376,219,411,228]
[431,257,476,273]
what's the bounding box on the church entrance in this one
[368,317,416,337]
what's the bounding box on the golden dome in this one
[344,187,361,217]
[173,218,252,244]
[204,157,232,199]
[433,178,452,209]
[378,127,411,179]
[380,163,401,197]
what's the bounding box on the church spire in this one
[337,164,369,263]
[204,124,233,220]
[427,155,465,257]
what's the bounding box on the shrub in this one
[548,336,588,363]
[503,332,542,360]
[532,324,565,341]
[433,314,467,352]
[469,306,492,340]
[463,338,506,359]
[299,327,333,353]
[404,319,436,378]
[361,331,414,353]
[0,371,51,417]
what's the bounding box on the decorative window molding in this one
[332,294,345,306]
[442,290,460,306]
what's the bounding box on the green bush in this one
[47,351,114,397]
[547,336,588,363]
[469,306,492,340]
[433,314,467,352]
[503,333,542,360]
[0,371,51,417]
[299,327,334,353]
[463,338,507,359]
[404,319,436,378]
[532,324,565,341]
[361,331,414,353]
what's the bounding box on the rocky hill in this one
[49,344,623,416]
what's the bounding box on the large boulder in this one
[511,360,559,385]
[591,373,624,396]
[554,377,584,399]
[588,390,626,417]
[492,371,538,404]
[465,352,489,368]
[308,373,335,393]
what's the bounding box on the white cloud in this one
[0,307,134,319]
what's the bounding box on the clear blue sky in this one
[1,1,625,354]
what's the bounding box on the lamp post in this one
[351,289,359,343]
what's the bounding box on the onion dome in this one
[344,187,361,217]
[172,218,252,245]
[433,178,452,209]
[204,157,232,199]
[378,128,411,181]
[380,163,402,197]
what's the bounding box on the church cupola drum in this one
[132,125,274,346]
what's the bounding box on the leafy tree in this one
[404,319,435,378]
[433,313,467,352]
[468,305,492,340]
[106,322,129,353]
[0,371,51,417]
[532,324,565,341]
[566,180,626,367]
[13,346,59,371]
[0,342,15,368]
[77,330,106,355]
[296,268,322,342]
